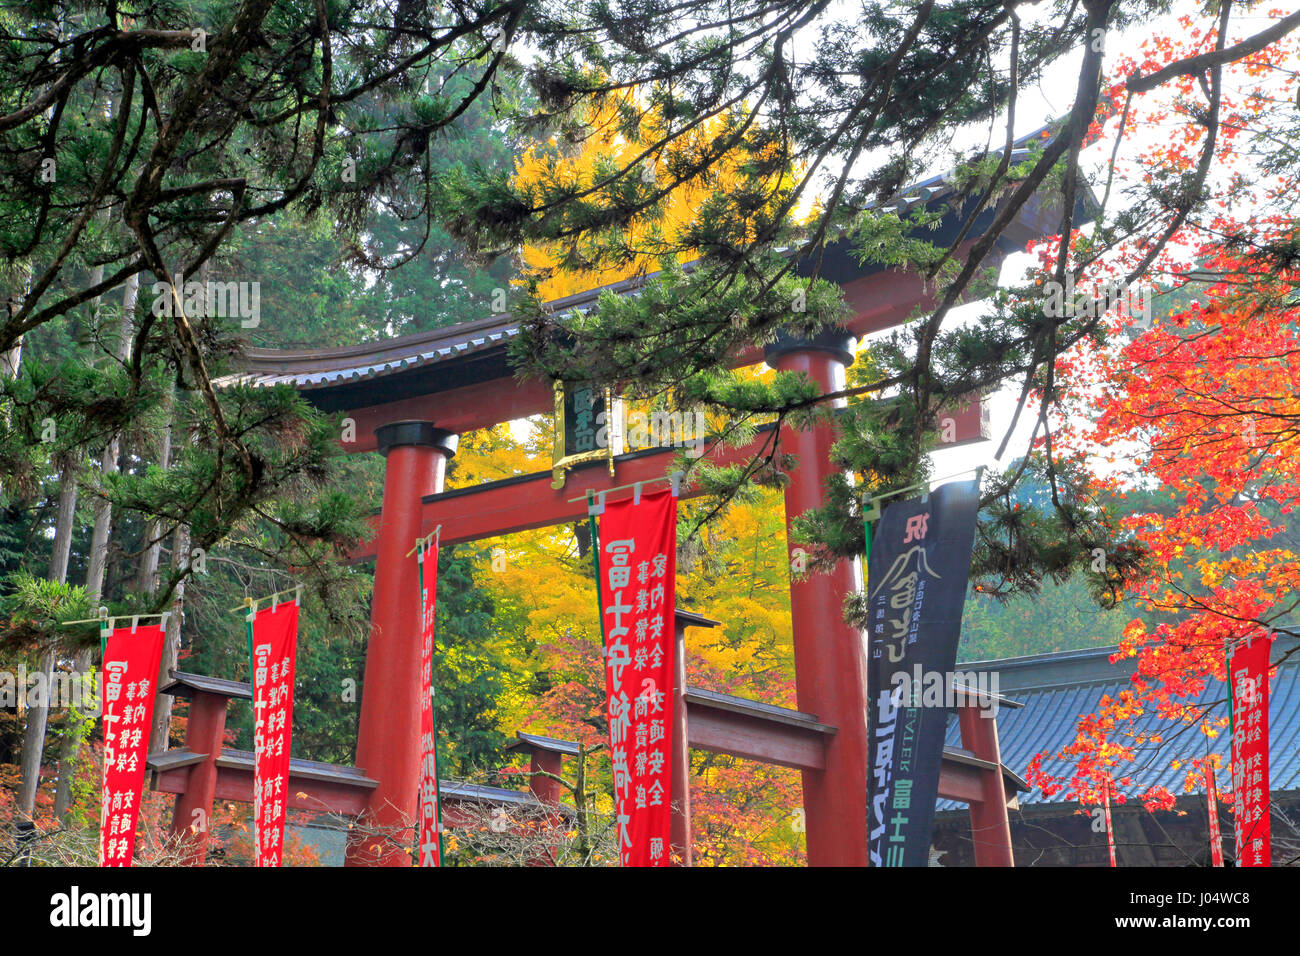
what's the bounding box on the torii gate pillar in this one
[345,421,458,867]
[766,331,870,867]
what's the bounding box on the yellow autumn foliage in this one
[513,93,801,302]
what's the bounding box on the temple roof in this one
[218,126,1070,401]
[507,732,583,757]
[161,670,253,701]
[936,638,1300,811]
[223,312,521,392]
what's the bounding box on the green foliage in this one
[431,545,511,775]
[0,570,91,655]
[958,574,1128,662]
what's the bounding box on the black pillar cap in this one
[763,328,857,367]
[374,421,459,459]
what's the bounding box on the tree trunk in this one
[16,454,79,818]
[142,376,188,752]
[149,521,189,752]
[15,12,86,819]
[134,382,173,595]
[137,265,196,751]
[574,746,590,863]
[0,340,19,379]
[48,460,78,584]
[52,272,137,820]
[0,269,23,379]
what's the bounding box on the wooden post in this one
[671,620,692,866]
[170,689,228,865]
[346,422,457,867]
[529,749,563,867]
[766,331,870,867]
[528,750,564,805]
[957,700,1015,866]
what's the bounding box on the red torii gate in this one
[201,160,1062,866]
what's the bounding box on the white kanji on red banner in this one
[1230,635,1272,867]
[596,488,676,867]
[251,601,299,867]
[100,623,165,867]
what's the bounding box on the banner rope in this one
[64,608,171,657]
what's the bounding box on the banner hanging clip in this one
[633,482,643,506]
[406,524,444,558]
[230,586,300,619]
[62,609,169,630]
[62,613,169,634]
[670,471,682,498]
[586,489,606,517]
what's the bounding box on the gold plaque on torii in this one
[550,381,624,489]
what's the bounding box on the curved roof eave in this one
[219,122,1090,396]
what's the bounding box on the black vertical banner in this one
[866,479,980,866]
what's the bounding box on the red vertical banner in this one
[99,623,165,867]
[1102,777,1117,868]
[417,543,442,866]
[596,488,677,866]
[1230,635,1272,867]
[250,600,299,867]
[1205,762,1225,867]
